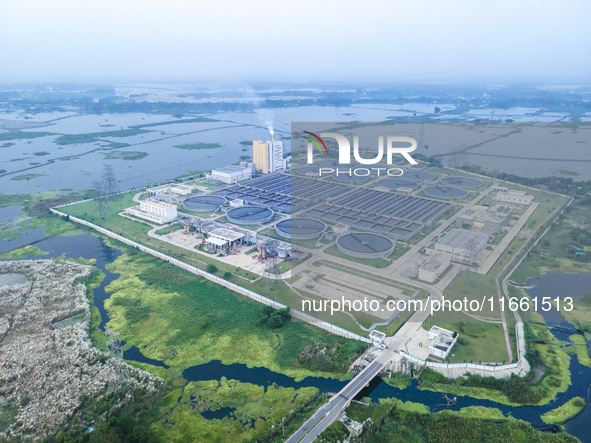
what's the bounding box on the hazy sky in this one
[1,0,589,83]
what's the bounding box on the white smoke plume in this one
[237,86,275,138]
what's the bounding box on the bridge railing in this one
[400,351,519,372]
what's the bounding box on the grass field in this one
[540,397,585,424]
[54,129,150,145]
[154,224,183,235]
[418,324,572,406]
[102,150,148,160]
[344,393,575,442]
[423,316,511,364]
[511,198,591,284]
[152,378,318,443]
[130,116,215,129]
[0,245,49,259]
[568,334,591,367]
[10,173,46,181]
[102,243,366,380]
[0,131,53,141]
[174,142,222,150]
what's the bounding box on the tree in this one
[206,264,218,273]
[267,314,285,329]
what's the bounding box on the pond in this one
[0,272,28,286]
[524,271,591,324]
[0,233,121,330]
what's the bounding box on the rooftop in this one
[431,330,457,352]
[420,252,450,272]
[208,227,246,242]
[143,198,177,210]
[206,237,227,247]
[429,326,457,352]
[460,203,512,223]
[213,165,250,174]
[437,228,488,250]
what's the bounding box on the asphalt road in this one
[285,359,385,443]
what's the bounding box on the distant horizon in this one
[1,0,590,84]
[1,79,590,88]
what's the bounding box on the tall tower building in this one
[253,139,284,174]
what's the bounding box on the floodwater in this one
[0,205,46,254]
[524,271,591,324]
[0,272,28,286]
[1,108,589,194]
[0,233,122,330]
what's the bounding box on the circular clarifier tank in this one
[275,218,326,240]
[424,185,468,199]
[336,232,394,259]
[296,166,322,176]
[331,169,371,183]
[402,170,436,181]
[226,206,274,225]
[182,195,227,212]
[378,178,419,190]
[440,176,482,188]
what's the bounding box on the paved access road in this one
[285,359,385,443]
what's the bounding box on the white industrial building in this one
[493,187,534,205]
[147,184,192,196]
[205,227,247,252]
[418,252,451,283]
[428,326,458,360]
[456,203,513,234]
[369,330,387,349]
[434,228,488,265]
[207,165,252,184]
[125,198,178,224]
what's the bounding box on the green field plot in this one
[102,150,148,160]
[54,128,150,145]
[102,246,366,379]
[174,142,222,150]
[153,379,318,443]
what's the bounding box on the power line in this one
[92,181,108,218]
[102,164,119,195]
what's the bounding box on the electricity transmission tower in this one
[462,237,483,300]
[102,165,119,196]
[449,145,468,169]
[259,240,285,296]
[92,181,109,218]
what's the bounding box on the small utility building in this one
[418,252,451,283]
[205,227,246,252]
[428,326,458,360]
[434,228,488,265]
[456,203,513,234]
[125,198,178,224]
